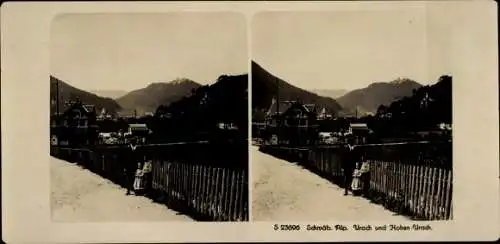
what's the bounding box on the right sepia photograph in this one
[251,10,452,222]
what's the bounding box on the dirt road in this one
[51,156,192,222]
[251,146,408,221]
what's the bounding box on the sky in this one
[252,8,452,91]
[51,13,248,92]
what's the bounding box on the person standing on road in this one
[351,162,363,195]
[359,154,371,197]
[142,154,153,195]
[342,141,356,196]
[125,137,139,195]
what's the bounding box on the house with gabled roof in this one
[345,123,372,144]
[51,100,99,147]
[263,98,319,145]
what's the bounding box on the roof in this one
[266,98,294,117]
[61,102,96,118]
[82,104,95,113]
[350,123,369,129]
[266,98,321,119]
[129,124,149,133]
[303,104,317,113]
[129,124,148,129]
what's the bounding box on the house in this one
[50,100,99,147]
[264,98,319,145]
[127,124,150,135]
[264,98,317,127]
[348,123,370,134]
[123,123,150,143]
[346,123,371,144]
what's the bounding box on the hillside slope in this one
[116,78,201,115]
[336,78,422,115]
[150,74,248,144]
[374,75,452,131]
[50,76,122,114]
[251,61,342,121]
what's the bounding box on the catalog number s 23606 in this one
[274,224,301,231]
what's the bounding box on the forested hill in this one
[369,75,452,136]
[50,76,122,114]
[116,78,201,115]
[251,61,342,121]
[150,74,248,143]
[336,78,422,116]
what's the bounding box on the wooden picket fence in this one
[151,160,248,221]
[259,141,453,220]
[368,160,452,220]
[50,141,249,222]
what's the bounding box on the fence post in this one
[221,168,229,220]
[194,165,201,214]
[429,167,437,220]
[435,168,443,219]
[444,170,452,220]
[228,170,237,221]
[208,166,216,217]
[422,165,430,219]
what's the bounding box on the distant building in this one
[97,108,113,120]
[123,123,151,143]
[127,123,150,135]
[117,109,137,119]
[348,123,370,134]
[317,107,333,120]
[413,123,452,140]
[217,122,238,130]
[347,123,372,144]
[438,122,452,131]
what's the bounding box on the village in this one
[252,98,452,148]
[252,96,453,221]
[50,100,153,147]
[251,79,453,221]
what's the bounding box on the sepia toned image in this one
[251,11,453,222]
[2,1,499,243]
[49,12,249,222]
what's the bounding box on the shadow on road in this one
[261,151,412,221]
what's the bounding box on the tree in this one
[150,74,248,143]
[368,75,452,138]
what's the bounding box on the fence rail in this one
[50,141,248,222]
[260,141,453,220]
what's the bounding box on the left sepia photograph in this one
[49,13,249,222]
